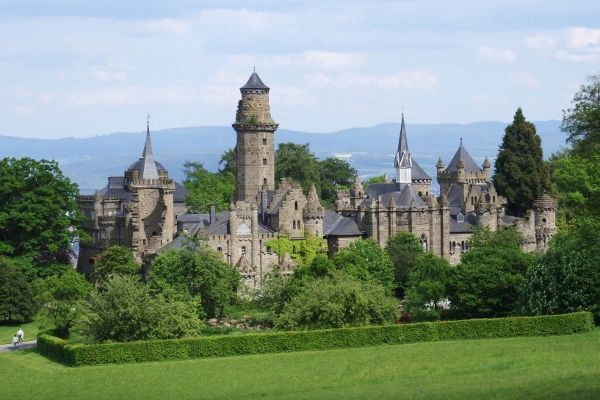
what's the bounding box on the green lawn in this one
[1,329,600,400]
[0,318,42,344]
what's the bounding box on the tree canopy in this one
[0,157,82,264]
[562,72,600,156]
[275,143,321,194]
[406,252,451,314]
[92,245,140,284]
[0,257,37,323]
[493,108,550,217]
[385,232,424,297]
[183,161,235,213]
[319,157,356,206]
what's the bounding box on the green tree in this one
[0,257,37,323]
[406,253,451,319]
[524,217,600,323]
[265,232,327,268]
[274,272,397,330]
[149,239,240,318]
[183,161,235,213]
[77,275,201,343]
[562,72,600,156]
[319,157,356,206]
[92,245,140,284]
[275,143,321,193]
[493,108,550,217]
[362,175,386,186]
[332,239,395,293]
[0,158,82,264]
[218,148,235,175]
[35,268,91,337]
[447,228,534,318]
[385,232,424,297]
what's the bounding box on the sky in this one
[0,0,599,138]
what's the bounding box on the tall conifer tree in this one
[494,108,549,217]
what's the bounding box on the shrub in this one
[37,312,594,366]
[274,273,398,330]
[333,239,395,292]
[0,256,37,323]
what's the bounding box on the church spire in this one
[140,115,159,180]
[394,113,412,185]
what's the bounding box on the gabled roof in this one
[323,210,363,237]
[241,71,269,90]
[446,141,481,173]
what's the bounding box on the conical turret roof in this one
[140,119,160,179]
[446,140,480,173]
[241,71,269,90]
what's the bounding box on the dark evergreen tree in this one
[493,108,550,217]
[0,257,37,323]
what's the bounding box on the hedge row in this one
[37,311,594,366]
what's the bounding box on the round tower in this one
[303,184,324,237]
[533,194,556,250]
[233,71,278,203]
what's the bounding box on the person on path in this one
[16,328,24,343]
[12,335,18,348]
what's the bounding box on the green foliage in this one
[363,175,386,186]
[319,157,356,206]
[562,72,600,156]
[549,151,600,221]
[35,268,91,337]
[493,108,550,217]
[265,232,327,267]
[274,273,398,330]
[77,275,202,343]
[275,143,321,194]
[0,256,37,323]
[37,312,594,366]
[333,239,395,292]
[218,148,235,175]
[406,253,451,317]
[183,161,235,213]
[524,217,600,323]
[149,239,240,318]
[448,228,535,318]
[0,157,82,264]
[385,232,424,296]
[92,245,140,284]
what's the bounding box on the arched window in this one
[293,221,296,229]
[241,246,246,256]
[461,241,466,252]
[294,201,298,210]
[263,178,268,186]
[217,247,222,253]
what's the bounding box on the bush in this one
[76,275,202,343]
[333,239,395,292]
[274,273,398,330]
[38,312,594,366]
[0,257,37,323]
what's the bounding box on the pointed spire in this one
[447,139,480,173]
[398,113,409,154]
[241,70,269,91]
[140,115,159,180]
[304,184,323,217]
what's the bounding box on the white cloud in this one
[477,45,516,63]
[137,18,189,34]
[553,50,598,63]
[89,63,132,82]
[312,70,438,90]
[565,27,600,48]
[523,34,556,49]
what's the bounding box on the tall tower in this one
[394,114,412,187]
[233,71,278,203]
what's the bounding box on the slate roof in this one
[411,160,431,181]
[241,71,269,90]
[365,183,427,208]
[449,212,478,233]
[323,210,363,237]
[392,115,432,181]
[446,141,481,173]
[174,181,188,203]
[200,211,276,235]
[127,159,166,173]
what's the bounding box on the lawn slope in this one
[1,328,599,400]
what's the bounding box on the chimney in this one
[210,205,216,224]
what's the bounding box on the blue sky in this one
[1,0,599,138]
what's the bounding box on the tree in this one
[447,228,534,318]
[332,239,395,293]
[363,175,386,186]
[562,72,600,156]
[524,217,600,323]
[183,161,235,213]
[406,253,451,319]
[265,232,327,268]
[77,275,202,343]
[275,143,321,193]
[149,239,240,318]
[92,245,140,284]
[0,158,82,265]
[493,108,550,217]
[274,272,397,330]
[385,232,424,297]
[319,157,356,206]
[0,257,36,323]
[218,148,235,176]
[35,268,91,337]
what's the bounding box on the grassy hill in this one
[1,328,599,399]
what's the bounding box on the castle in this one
[77,71,556,284]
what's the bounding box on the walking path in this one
[0,340,37,352]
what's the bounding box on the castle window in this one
[263,138,267,145]
[266,246,272,255]
[263,158,267,165]
[152,231,158,237]
[263,178,268,186]
[293,221,296,229]
[295,201,298,210]
[461,241,466,253]
[542,218,547,223]
[241,246,246,256]
[457,213,464,223]
[493,196,496,203]
[217,247,222,253]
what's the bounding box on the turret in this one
[436,157,445,175]
[394,114,412,187]
[533,194,556,250]
[482,157,491,181]
[303,184,324,237]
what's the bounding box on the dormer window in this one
[457,213,465,223]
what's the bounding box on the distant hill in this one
[0,121,566,194]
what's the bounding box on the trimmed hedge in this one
[37,312,594,366]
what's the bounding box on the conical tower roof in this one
[393,114,431,180]
[446,139,480,173]
[140,118,159,179]
[241,70,269,91]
